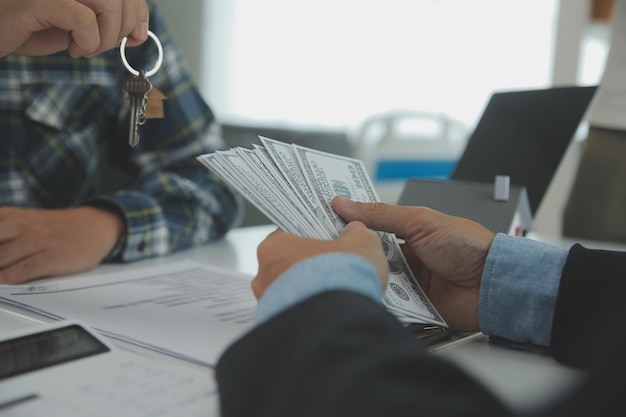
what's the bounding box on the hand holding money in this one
[252,221,389,299]
[332,196,493,332]
[197,136,447,328]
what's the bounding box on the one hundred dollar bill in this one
[197,137,447,327]
[294,145,445,326]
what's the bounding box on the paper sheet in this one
[0,260,257,367]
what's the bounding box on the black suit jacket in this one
[216,244,626,417]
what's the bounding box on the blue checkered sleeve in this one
[0,0,243,263]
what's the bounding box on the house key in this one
[124,72,152,147]
[120,30,164,147]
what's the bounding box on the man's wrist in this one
[106,232,127,261]
[479,233,567,346]
[255,253,383,325]
[82,201,127,261]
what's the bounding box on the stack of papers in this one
[197,136,447,329]
[0,260,256,367]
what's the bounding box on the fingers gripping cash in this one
[197,136,449,340]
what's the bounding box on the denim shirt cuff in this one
[255,252,383,325]
[479,233,567,346]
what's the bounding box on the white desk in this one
[0,226,276,417]
[437,231,626,410]
[1,225,609,414]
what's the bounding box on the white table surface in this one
[3,224,613,413]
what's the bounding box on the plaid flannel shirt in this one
[0,2,242,262]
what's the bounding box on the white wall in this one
[157,0,612,238]
[533,0,611,238]
[199,0,558,129]
[153,0,209,90]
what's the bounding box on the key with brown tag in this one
[120,31,165,146]
[146,86,166,119]
[124,71,152,147]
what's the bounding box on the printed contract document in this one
[0,260,257,366]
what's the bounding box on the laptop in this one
[450,85,598,215]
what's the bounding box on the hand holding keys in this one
[120,31,165,147]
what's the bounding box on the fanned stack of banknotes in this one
[197,136,447,329]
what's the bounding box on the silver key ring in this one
[119,30,163,77]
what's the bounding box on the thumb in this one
[333,196,412,236]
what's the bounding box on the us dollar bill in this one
[234,147,326,239]
[259,136,337,238]
[294,145,445,326]
[198,151,309,237]
[197,137,446,327]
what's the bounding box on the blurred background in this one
[154,0,615,233]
